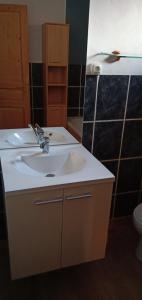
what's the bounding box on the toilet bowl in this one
[133,203,142,261]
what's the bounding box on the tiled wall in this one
[82,75,142,217]
[29,63,45,126]
[67,64,86,117]
[30,63,86,119]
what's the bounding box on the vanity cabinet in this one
[6,189,63,279]
[0,4,30,129]
[62,183,112,267]
[5,182,113,279]
[42,23,69,127]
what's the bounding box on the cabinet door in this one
[0,88,30,128]
[46,24,69,66]
[0,5,30,128]
[47,105,67,127]
[62,183,113,268]
[6,189,63,279]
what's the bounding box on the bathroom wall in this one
[83,75,142,217]
[82,0,142,217]
[87,0,142,75]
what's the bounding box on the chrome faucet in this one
[28,123,50,153]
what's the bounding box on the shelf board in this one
[48,104,66,107]
[48,83,66,86]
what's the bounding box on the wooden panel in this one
[0,11,22,88]
[47,106,67,127]
[48,67,67,84]
[46,24,69,66]
[48,86,66,105]
[0,87,30,128]
[62,183,113,267]
[6,189,63,279]
[0,5,30,128]
[0,89,23,107]
[0,108,25,129]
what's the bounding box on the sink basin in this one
[12,149,86,177]
[7,130,66,146]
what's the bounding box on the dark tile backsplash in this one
[126,76,142,119]
[68,87,80,108]
[83,74,142,218]
[68,65,81,86]
[30,63,45,126]
[82,122,93,152]
[96,75,129,120]
[121,120,142,157]
[68,65,86,117]
[83,75,97,121]
[117,158,142,193]
[93,121,123,160]
[31,63,43,86]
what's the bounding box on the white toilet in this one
[133,203,142,261]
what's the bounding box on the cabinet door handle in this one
[66,193,92,201]
[32,198,63,205]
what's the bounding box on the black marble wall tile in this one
[80,108,83,117]
[81,65,86,86]
[82,122,93,152]
[68,65,81,86]
[102,160,118,192]
[80,87,85,108]
[121,120,142,158]
[0,174,4,212]
[114,192,139,217]
[93,121,123,160]
[126,76,142,119]
[96,75,129,120]
[32,87,43,108]
[32,63,43,86]
[83,76,97,121]
[68,87,80,108]
[32,109,44,127]
[68,108,79,117]
[0,212,6,240]
[117,158,142,193]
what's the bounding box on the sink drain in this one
[45,173,55,177]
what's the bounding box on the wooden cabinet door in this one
[46,24,69,66]
[6,189,63,279]
[0,5,30,128]
[62,183,113,268]
[47,105,67,127]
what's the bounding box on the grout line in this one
[32,108,44,111]
[112,75,131,217]
[101,156,142,162]
[83,118,142,123]
[68,107,80,110]
[31,85,43,88]
[91,75,100,154]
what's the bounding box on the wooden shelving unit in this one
[42,23,69,127]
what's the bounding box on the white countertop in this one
[0,127,78,149]
[0,144,114,194]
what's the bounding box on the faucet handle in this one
[35,123,44,135]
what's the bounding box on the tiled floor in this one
[0,217,142,300]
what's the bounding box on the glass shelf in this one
[94,52,142,59]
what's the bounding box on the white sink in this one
[12,148,86,177]
[7,130,66,146]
